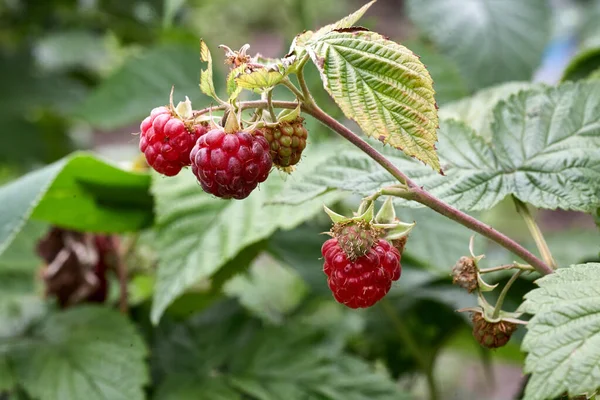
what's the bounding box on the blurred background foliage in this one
[0,0,599,399]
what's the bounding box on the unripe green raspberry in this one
[263,117,308,169]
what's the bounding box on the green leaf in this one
[407,0,551,90]
[308,30,440,171]
[224,255,308,324]
[199,40,221,102]
[235,68,284,94]
[403,40,469,105]
[0,355,16,392]
[78,44,204,129]
[0,152,152,257]
[562,47,600,82]
[154,305,410,399]
[439,81,540,139]
[520,263,600,400]
[268,222,333,296]
[226,64,245,99]
[398,208,473,274]
[154,377,241,400]
[9,306,148,400]
[150,146,344,324]
[278,81,600,212]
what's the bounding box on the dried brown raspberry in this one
[452,256,478,293]
[471,312,518,349]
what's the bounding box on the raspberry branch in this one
[192,98,554,276]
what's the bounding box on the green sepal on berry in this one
[323,198,414,260]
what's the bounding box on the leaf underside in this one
[9,307,148,400]
[307,30,441,171]
[276,81,600,213]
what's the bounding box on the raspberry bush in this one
[1,1,600,400]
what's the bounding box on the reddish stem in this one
[194,100,553,276]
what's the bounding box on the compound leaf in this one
[520,264,600,399]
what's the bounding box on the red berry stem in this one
[193,99,553,276]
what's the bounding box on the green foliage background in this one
[0,0,599,399]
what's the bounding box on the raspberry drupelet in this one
[322,238,401,308]
[139,106,207,176]
[189,128,272,199]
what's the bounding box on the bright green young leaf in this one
[9,306,148,400]
[407,0,551,90]
[224,255,308,324]
[150,145,344,324]
[226,64,245,99]
[562,47,600,82]
[78,44,204,129]
[0,152,152,257]
[277,82,600,212]
[307,30,441,171]
[235,68,284,93]
[153,304,410,400]
[439,81,540,139]
[199,40,221,102]
[520,263,600,400]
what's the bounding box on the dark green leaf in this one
[9,306,149,400]
[154,376,241,400]
[150,145,344,324]
[562,47,600,82]
[153,303,410,399]
[224,255,308,324]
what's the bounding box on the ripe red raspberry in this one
[262,117,308,168]
[322,238,401,308]
[139,106,207,176]
[190,128,272,199]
